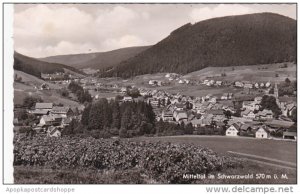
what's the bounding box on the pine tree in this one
[81,103,91,126]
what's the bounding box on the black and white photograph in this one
[1,2,298,187]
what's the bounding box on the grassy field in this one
[184,62,296,83]
[133,136,297,164]
[14,82,80,107]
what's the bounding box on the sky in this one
[14,4,296,58]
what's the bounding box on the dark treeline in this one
[68,81,92,104]
[81,99,156,138]
[14,52,83,78]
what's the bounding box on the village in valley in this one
[14,67,297,141]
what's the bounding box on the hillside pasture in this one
[184,63,296,83]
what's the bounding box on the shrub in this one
[13,136,242,183]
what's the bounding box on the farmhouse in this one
[256,109,273,120]
[242,101,260,111]
[173,110,188,122]
[31,109,50,116]
[235,81,244,88]
[51,106,73,118]
[241,109,256,119]
[161,110,174,122]
[39,115,62,127]
[255,126,270,139]
[243,82,253,89]
[35,103,53,111]
[215,81,222,86]
[174,103,185,111]
[226,124,240,136]
[123,96,133,102]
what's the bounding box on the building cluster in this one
[27,103,81,137]
[135,86,296,140]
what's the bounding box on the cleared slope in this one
[40,46,150,70]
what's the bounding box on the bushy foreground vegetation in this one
[13,136,241,183]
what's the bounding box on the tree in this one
[16,110,28,120]
[111,100,121,129]
[167,98,171,105]
[127,87,140,98]
[60,88,69,97]
[62,119,79,135]
[224,110,232,119]
[269,87,274,94]
[81,104,91,126]
[185,123,194,134]
[121,106,132,130]
[88,101,103,130]
[260,95,281,118]
[23,96,43,109]
[285,78,291,86]
[290,108,297,123]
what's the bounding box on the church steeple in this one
[274,83,279,99]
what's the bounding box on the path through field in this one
[133,135,297,165]
[227,151,296,170]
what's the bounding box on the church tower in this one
[274,83,279,99]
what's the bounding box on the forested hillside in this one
[100,13,296,78]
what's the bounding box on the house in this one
[35,103,53,111]
[162,110,174,122]
[149,80,156,85]
[174,103,185,111]
[206,109,224,116]
[215,81,222,86]
[254,83,259,88]
[242,101,260,111]
[47,126,61,137]
[244,82,253,89]
[62,117,73,126]
[209,97,217,103]
[149,98,159,108]
[31,109,50,116]
[260,83,265,88]
[189,118,210,128]
[283,131,297,140]
[240,124,253,132]
[221,93,229,100]
[120,87,127,93]
[123,96,133,102]
[178,80,184,84]
[51,106,73,118]
[265,82,271,88]
[226,124,240,136]
[255,126,270,139]
[235,82,244,88]
[40,83,50,90]
[173,110,188,122]
[188,119,200,128]
[39,115,62,126]
[255,109,273,120]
